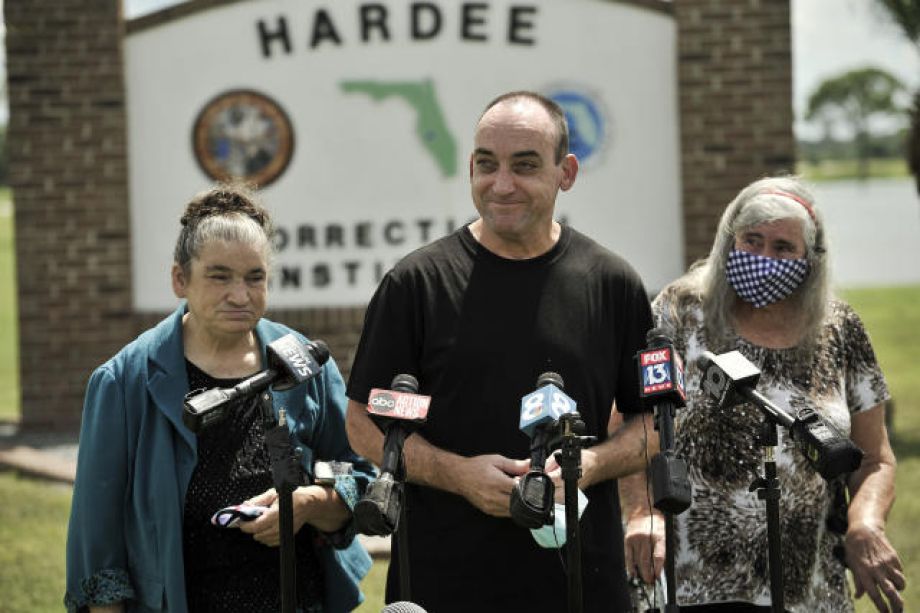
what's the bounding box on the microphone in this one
[354,374,431,536]
[182,334,330,433]
[637,329,691,514]
[510,372,577,529]
[382,602,428,612]
[700,350,864,480]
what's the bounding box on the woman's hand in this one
[846,405,905,612]
[238,486,349,545]
[623,512,665,585]
[845,521,905,613]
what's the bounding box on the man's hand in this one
[845,521,905,612]
[623,512,665,585]
[454,454,530,517]
[544,448,600,502]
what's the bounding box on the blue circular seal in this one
[548,90,606,164]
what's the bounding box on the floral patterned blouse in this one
[652,289,889,612]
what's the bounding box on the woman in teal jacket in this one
[65,185,373,612]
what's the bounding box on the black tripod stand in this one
[650,399,690,613]
[749,419,785,613]
[260,391,302,613]
[555,412,596,613]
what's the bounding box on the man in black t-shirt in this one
[346,91,659,613]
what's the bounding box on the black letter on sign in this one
[461,3,488,42]
[273,227,289,252]
[412,2,442,40]
[355,222,373,248]
[384,221,405,245]
[509,6,537,45]
[311,9,343,48]
[313,264,331,288]
[280,266,301,288]
[258,16,292,58]
[326,224,345,247]
[344,261,361,285]
[298,225,317,248]
[361,4,391,42]
[416,219,433,243]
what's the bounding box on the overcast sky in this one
[2,0,917,139]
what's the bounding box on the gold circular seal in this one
[192,89,294,187]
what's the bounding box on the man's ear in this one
[560,153,579,192]
[172,263,187,299]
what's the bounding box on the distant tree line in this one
[798,128,908,165]
[804,66,908,179]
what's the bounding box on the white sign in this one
[125,0,682,309]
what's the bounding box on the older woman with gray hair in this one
[65,184,374,613]
[623,176,904,612]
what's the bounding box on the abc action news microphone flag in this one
[354,375,430,537]
[367,381,431,423]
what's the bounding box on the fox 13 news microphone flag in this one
[700,350,863,480]
[637,330,691,514]
[637,329,690,613]
[510,372,577,529]
[354,374,431,536]
[182,334,330,432]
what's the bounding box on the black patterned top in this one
[652,292,889,613]
[182,360,324,613]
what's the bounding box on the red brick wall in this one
[6,0,134,428]
[674,0,796,265]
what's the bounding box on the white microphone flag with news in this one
[367,388,431,423]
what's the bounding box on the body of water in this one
[811,177,920,288]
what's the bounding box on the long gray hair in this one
[664,176,831,359]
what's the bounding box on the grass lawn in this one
[0,186,19,422]
[844,286,920,613]
[797,158,910,182]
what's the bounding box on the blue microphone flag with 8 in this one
[519,383,577,438]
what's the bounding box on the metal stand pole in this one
[652,401,686,613]
[396,458,411,602]
[751,419,785,613]
[261,392,299,613]
[557,413,594,613]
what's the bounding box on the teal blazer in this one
[65,304,373,612]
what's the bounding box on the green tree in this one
[874,0,920,192]
[806,67,907,180]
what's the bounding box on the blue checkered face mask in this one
[726,249,809,308]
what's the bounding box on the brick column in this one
[5,1,133,428]
[674,0,796,264]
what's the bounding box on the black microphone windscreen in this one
[646,327,672,347]
[309,339,331,365]
[536,371,564,390]
[382,602,428,613]
[390,373,419,394]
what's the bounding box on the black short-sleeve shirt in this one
[348,225,652,612]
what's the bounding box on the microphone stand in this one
[396,459,412,602]
[751,418,785,613]
[556,412,595,613]
[261,391,301,613]
[652,403,683,613]
[748,419,786,613]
